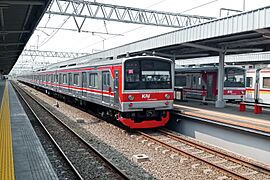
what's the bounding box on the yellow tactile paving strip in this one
[174,104,270,134]
[0,82,14,180]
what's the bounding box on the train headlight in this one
[128,95,134,101]
[241,91,245,95]
[165,94,170,99]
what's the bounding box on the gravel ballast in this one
[18,82,263,179]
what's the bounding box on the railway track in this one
[137,129,270,180]
[12,82,130,180]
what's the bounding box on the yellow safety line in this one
[0,81,14,180]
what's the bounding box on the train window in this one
[74,74,79,85]
[106,73,110,85]
[89,73,98,87]
[198,77,201,85]
[114,71,119,88]
[69,73,72,85]
[59,74,62,84]
[51,75,53,82]
[263,77,270,88]
[246,77,253,88]
[102,73,107,85]
[82,72,87,84]
[192,76,196,86]
[94,74,98,87]
[175,75,186,87]
[55,75,58,83]
[224,68,245,87]
[125,60,140,83]
[63,74,67,84]
[124,59,171,90]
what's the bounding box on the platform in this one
[174,100,270,135]
[0,80,58,180]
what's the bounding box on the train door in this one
[68,73,72,94]
[258,70,270,104]
[114,70,120,108]
[82,72,87,98]
[50,74,54,90]
[55,73,59,92]
[245,71,256,102]
[255,69,260,103]
[206,74,213,100]
[102,71,111,104]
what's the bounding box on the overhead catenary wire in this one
[78,0,219,52]
[78,0,170,51]
[38,1,72,48]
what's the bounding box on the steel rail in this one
[159,129,270,176]
[12,82,84,180]
[13,82,130,180]
[138,131,248,180]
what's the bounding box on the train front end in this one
[119,56,174,129]
[223,67,246,101]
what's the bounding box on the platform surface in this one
[174,100,270,134]
[0,80,58,180]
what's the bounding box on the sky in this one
[10,0,270,74]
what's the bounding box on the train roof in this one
[175,66,244,73]
[246,67,270,73]
[36,55,172,73]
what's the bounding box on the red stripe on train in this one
[37,81,114,96]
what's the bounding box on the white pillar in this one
[215,51,225,108]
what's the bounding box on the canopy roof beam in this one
[47,0,215,29]
[22,49,90,58]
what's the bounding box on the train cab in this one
[118,56,174,128]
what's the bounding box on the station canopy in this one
[0,0,52,75]
[52,6,270,68]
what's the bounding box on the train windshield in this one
[124,58,172,90]
[224,68,245,87]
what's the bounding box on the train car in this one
[174,66,245,101]
[18,56,174,129]
[245,68,270,104]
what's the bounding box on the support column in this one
[215,51,225,108]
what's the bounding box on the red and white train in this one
[174,66,246,101]
[245,68,270,104]
[18,56,174,129]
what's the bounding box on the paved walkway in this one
[174,100,270,134]
[0,80,58,180]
